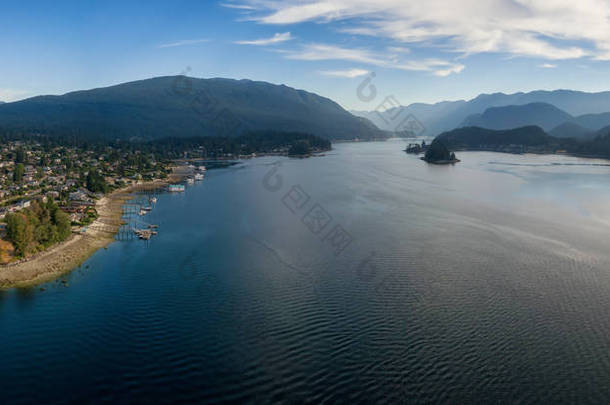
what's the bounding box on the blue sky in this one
[3,0,610,110]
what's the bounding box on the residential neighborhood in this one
[0,139,173,259]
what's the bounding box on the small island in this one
[420,139,460,164]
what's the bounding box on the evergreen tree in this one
[15,147,25,164]
[13,163,24,183]
[6,213,33,257]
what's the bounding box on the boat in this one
[134,228,157,240]
[149,197,157,204]
[198,166,207,172]
[138,209,147,216]
[168,184,185,192]
[186,178,195,185]
[194,173,204,181]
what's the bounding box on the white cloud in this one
[539,63,557,69]
[235,32,293,46]
[286,43,464,76]
[433,64,466,76]
[319,68,370,78]
[159,39,210,48]
[286,44,381,64]
[220,2,255,10]
[230,0,610,61]
[386,46,410,54]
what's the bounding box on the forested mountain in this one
[432,124,610,159]
[549,122,594,139]
[460,103,572,131]
[435,126,555,149]
[0,76,384,140]
[569,112,610,131]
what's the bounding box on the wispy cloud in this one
[220,2,255,10]
[433,64,465,76]
[230,0,610,61]
[159,39,210,48]
[539,63,557,69]
[286,44,380,64]
[319,68,370,78]
[386,46,410,54]
[235,32,293,46]
[286,43,464,76]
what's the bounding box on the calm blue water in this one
[3,140,610,403]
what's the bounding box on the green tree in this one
[13,163,25,183]
[86,170,107,193]
[15,147,25,164]
[424,139,452,162]
[6,213,33,257]
[288,141,311,156]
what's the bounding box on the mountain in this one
[549,122,594,139]
[460,103,573,131]
[594,125,610,138]
[436,126,554,149]
[349,110,390,132]
[0,76,384,140]
[564,126,610,157]
[433,123,610,159]
[352,90,610,136]
[569,112,610,131]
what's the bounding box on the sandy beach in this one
[0,180,170,289]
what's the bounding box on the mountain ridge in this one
[460,102,572,131]
[352,89,610,136]
[0,76,385,140]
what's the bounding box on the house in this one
[69,190,89,201]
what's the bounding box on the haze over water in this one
[2,140,610,403]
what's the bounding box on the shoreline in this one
[0,179,169,289]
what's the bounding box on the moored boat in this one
[168,184,185,192]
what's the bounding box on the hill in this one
[460,103,572,132]
[435,126,557,152]
[0,76,384,140]
[549,122,594,139]
[569,112,610,131]
[566,126,610,157]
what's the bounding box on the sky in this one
[3,0,610,110]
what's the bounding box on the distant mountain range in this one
[460,103,610,137]
[352,90,610,136]
[0,76,384,140]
